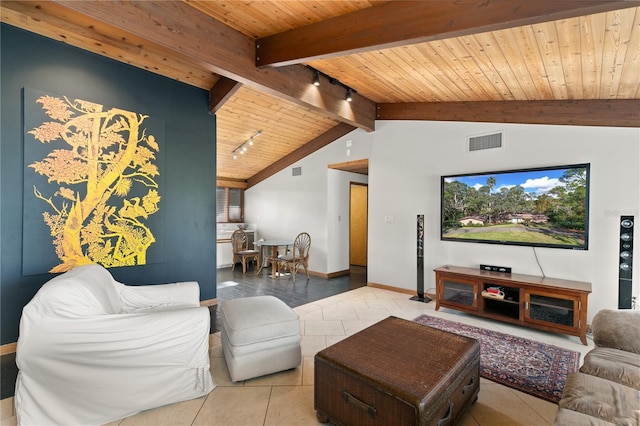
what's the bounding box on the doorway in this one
[349,183,368,266]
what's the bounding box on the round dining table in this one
[254,239,294,277]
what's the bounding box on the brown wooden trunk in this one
[314,316,480,425]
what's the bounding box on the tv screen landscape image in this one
[441,164,590,250]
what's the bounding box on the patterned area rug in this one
[413,314,580,403]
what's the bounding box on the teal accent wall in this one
[1,24,217,345]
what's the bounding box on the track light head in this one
[313,70,320,86]
[346,88,353,102]
[231,130,263,159]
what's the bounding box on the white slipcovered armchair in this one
[15,264,215,425]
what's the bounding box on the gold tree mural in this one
[28,95,161,273]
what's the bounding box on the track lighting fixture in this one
[231,130,262,159]
[307,66,355,102]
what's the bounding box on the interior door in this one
[349,183,368,266]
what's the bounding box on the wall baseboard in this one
[272,269,348,279]
[367,282,415,295]
[1,343,17,356]
[326,269,349,279]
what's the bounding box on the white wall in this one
[246,120,639,321]
[244,131,372,275]
[369,121,639,321]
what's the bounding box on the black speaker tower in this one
[411,214,431,303]
[618,216,634,309]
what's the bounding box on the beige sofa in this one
[554,309,640,425]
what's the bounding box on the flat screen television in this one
[441,163,590,250]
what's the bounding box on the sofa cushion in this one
[221,330,300,357]
[554,407,616,425]
[34,264,121,316]
[580,347,640,390]
[558,372,640,425]
[116,281,200,313]
[220,296,299,347]
[591,309,640,354]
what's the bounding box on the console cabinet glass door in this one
[524,290,579,330]
[439,276,479,310]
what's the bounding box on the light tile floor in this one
[0,286,594,425]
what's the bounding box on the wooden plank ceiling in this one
[2,1,639,186]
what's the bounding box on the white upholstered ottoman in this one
[220,295,301,382]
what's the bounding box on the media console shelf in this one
[434,265,592,345]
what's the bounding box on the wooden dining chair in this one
[231,229,259,273]
[277,232,311,282]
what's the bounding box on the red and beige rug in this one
[413,314,580,403]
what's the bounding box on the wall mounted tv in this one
[441,163,590,250]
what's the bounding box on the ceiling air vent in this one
[292,166,302,177]
[468,132,503,152]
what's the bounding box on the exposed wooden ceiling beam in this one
[247,123,356,188]
[376,100,640,127]
[216,178,248,190]
[52,0,376,131]
[256,0,640,67]
[328,159,369,176]
[209,77,242,114]
[1,1,217,89]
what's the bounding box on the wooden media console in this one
[435,265,592,345]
